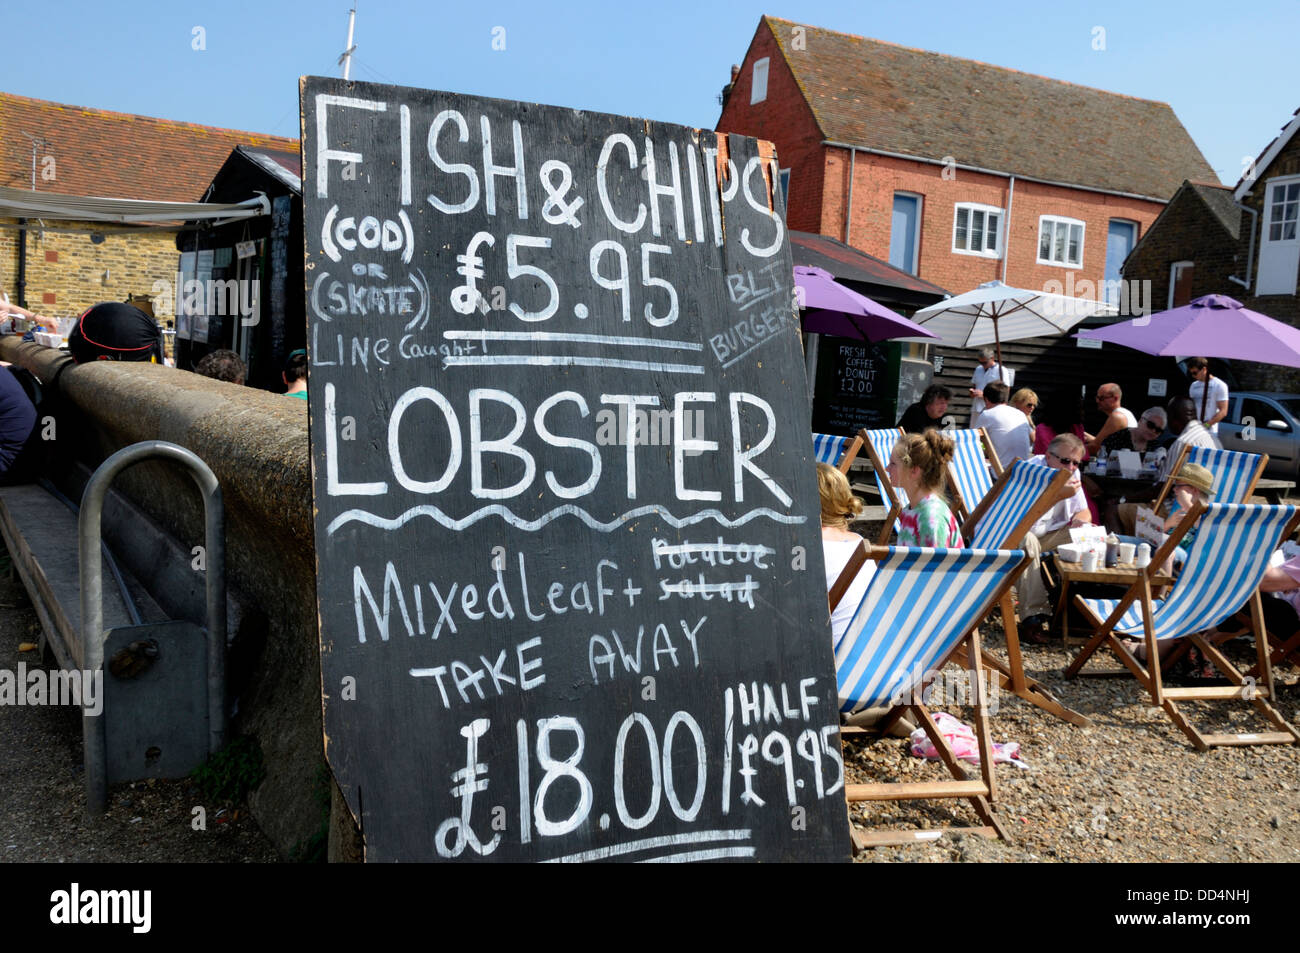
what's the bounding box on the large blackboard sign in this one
[302,76,849,862]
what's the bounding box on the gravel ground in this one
[0,550,278,863]
[845,616,1300,862]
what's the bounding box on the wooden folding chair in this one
[812,431,864,474]
[857,427,908,545]
[830,544,1030,847]
[1152,445,1267,511]
[1064,502,1300,750]
[946,428,1003,522]
[954,460,1090,727]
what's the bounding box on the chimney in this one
[719,64,741,110]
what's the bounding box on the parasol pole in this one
[992,313,1003,372]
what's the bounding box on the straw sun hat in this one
[1174,463,1214,497]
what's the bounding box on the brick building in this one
[1124,109,1300,392]
[716,17,1217,311]
[0,91,297,324]
[1124,181,1241,311]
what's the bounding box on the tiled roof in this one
[790,230,949,298]
[0,91,300,203]
[1189,182,1241,240]
[762,16,1217,201]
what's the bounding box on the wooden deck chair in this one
[1174,448,1271,646]
[946,428,1003,522]
[1153,445,1266,511]
[812,431,864,474]
[956,460,1090,727]
[1064,502,1300,750]
[857,427,908,545]
[830,544,1031,845]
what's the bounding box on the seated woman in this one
[1034,394,1089,457]
[1010,387,1038,425]
[1101,406,1167,455]
[886,430,964,547]
[818,463,874,646]
[818,463,912,737]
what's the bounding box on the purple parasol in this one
[1074,294,1300,367]
[795,265,938,343]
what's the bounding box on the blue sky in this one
[5,0,1297,187]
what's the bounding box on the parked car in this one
[1219,392,1300,481]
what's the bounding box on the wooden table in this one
[1052,560,1172,646]
[1254,478,1296,505]
[1086,471,1161,495]
[1083,470,1162,533]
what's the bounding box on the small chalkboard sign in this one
[811,339,902,434]
[301,76,850,862]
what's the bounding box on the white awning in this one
[0,186,268,225]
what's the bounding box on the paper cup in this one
[1080,550,1099,572]
[1118,542,1136,564]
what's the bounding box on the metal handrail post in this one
[80,440,225,817]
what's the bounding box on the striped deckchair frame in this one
[812,432,848,466]
[1079,503,1296,642]
[1181,446,1265,504]
[946,429,997,519]
[967,460,1062,550]
[835,547,1026,713]
[812,432,862,473]
[1153,445,1266,511]
[859,427,909,536]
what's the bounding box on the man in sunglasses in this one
[1084,382,1137,456]
[1015,433,1093,643]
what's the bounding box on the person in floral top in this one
[886,430,964,547]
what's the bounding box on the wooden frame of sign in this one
[300,77,851,862]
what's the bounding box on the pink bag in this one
[909,711,1027,768]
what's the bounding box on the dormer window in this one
[751,58,769,104]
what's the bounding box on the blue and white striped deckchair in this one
[946,428,1000,522]
[858,427,908,545]
[1067,502,1300,750]
[812,431,863,474]
[955,460,1090,727]
[964,460,1066,550]
[1154,445,1266,511]
[833,545,1029,844]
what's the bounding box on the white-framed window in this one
[1266,178,1300,241]
[952,203,1002,257]
[1258,174,1300,295]
[1038,215,1085,267]
[750,58,769,105]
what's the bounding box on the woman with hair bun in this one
[886,430,964,547]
